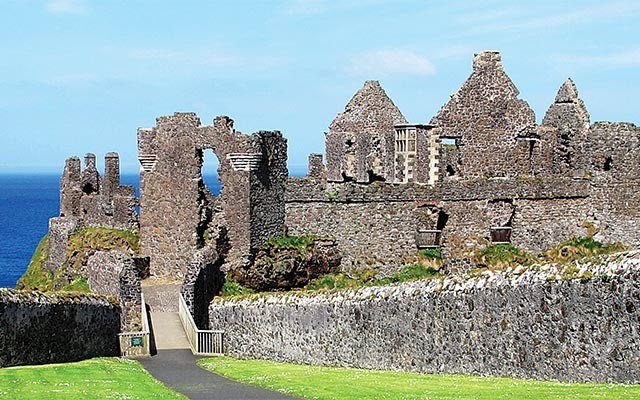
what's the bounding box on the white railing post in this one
[177,292,224,356]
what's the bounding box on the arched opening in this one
[196,149,223,248]
[201,149,222,197]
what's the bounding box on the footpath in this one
[139,283,296,400]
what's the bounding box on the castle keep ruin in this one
[43,50,640,290]
[137,113,288,280]
[286,51,640,272]
[27,50,639,380]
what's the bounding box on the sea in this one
[0,173,223,289]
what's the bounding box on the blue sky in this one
[0,0,639,174]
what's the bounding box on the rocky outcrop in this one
[234,237,341,291]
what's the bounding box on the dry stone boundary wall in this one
[209,253,640,383]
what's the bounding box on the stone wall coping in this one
[211,251,640,307]
[0,289,119,307]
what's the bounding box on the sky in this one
[0,0,639,174]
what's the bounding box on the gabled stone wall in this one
[431,51,539,179]
[326,81,407,183]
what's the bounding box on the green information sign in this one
[131,336,143,347]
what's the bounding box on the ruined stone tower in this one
[137,113,287,280]
[46,152,137,271]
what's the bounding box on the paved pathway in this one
[140,349,297,400]
[149,312,191,350]
[140,293,296,400]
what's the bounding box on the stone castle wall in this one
[0,290,120,367]
[45,152,138,272]
[86,250,144,332]
[285,177,595,273]
[138,113,287,280]
[209,254,640,383]
[59,153,137,230]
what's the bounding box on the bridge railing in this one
[118,292,150,357]
[178,292,224,356]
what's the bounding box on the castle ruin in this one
[42,49,640,306]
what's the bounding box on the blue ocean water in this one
[0,174,140,288]
[0,171,275,288]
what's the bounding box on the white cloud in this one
[46,0,88,15]
[454,1,640,37]
[560,48,640,69]
[349,50,436,77]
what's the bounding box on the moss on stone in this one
[16,235,54,291]
[544,236,627,264]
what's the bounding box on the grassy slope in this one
[17,227,139,292]
[0,358,184,400]
[199,357,640,400]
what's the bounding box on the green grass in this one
[305,264,439,292]
[544,236,627,264]
[263,234,317,255]
[198,357,640,400]
[418,247,442,260]
[17,227,140,292]
[0,358,184,399]
[16,235,53,291]
[220,278,256,297]
[475,244,537,269]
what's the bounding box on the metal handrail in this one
[178,292,224,356]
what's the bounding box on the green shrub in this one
[220,279,255,297]
[418,248,442,260]
[476,244,536,269]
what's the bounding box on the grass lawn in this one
[0,358,184,399]
[198,357,640,400]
